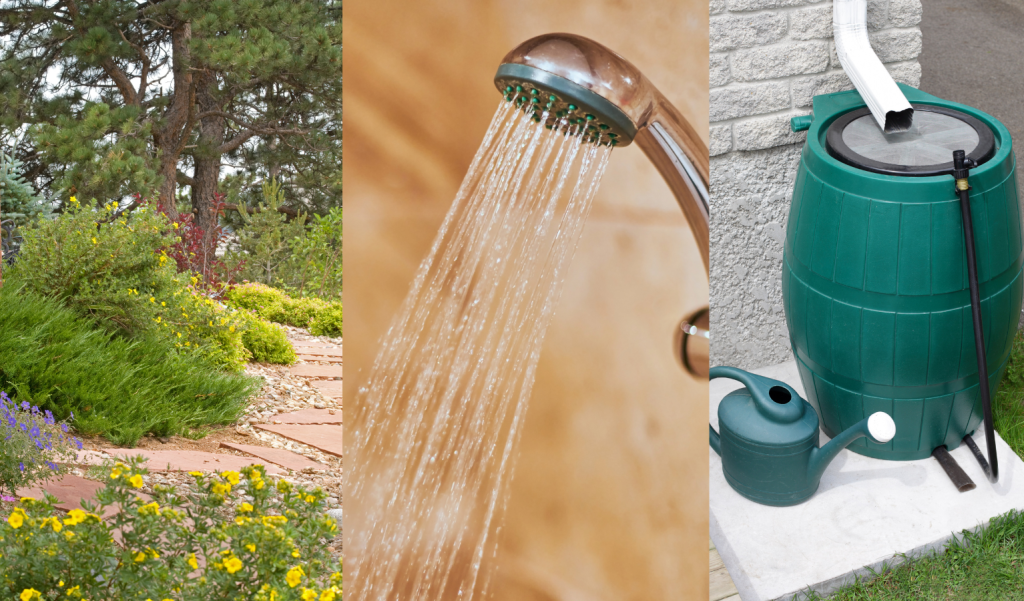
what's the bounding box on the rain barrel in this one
[782,84,1022,461]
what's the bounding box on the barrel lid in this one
[826,104,995,177]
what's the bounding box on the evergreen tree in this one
[0,150,47,224]
[0,0,342,223]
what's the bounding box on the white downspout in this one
[833,0,914,133]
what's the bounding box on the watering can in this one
[709,366,896,506]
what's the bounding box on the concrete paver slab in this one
[255,424,342,458]
[710,360,1024,601]
[219,442,328,471]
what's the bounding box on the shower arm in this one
[633,91,710,275]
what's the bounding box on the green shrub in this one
[9,198,250,372]
[226,283,341,337]
[0,285,259,446]
[9,198,176,335]
[308,304,343,338]
[239,313,296,365]
[0,393,82,497]
[0,456,342,600]
[225,281,289,321]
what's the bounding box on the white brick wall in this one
[710,0,923,370]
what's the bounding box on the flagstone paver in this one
[104,449,285,474]
[297,354,343,364]
[293,346,343,356]
[290,364,343,379]
[269,408,342,425]
[16,474,150,518]
[311,380,343,397]
[255,424,342,458]
[219,442,327,471]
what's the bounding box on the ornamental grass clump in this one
[0,456,342,600]
[0,392,82,498]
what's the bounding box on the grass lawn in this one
[804,331,1024,600]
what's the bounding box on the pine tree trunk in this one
[192,72,225,247]
[158,152,180,222]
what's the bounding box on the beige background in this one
[343,2,709,599]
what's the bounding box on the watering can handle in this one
[708,366,806,456]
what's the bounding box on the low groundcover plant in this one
[0,456,341,600]
[0,392,82,499]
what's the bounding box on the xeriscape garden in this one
[0,0,342,598]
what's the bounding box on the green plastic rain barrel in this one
[782,84,1022,460]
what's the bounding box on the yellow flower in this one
[65,585,81,598]
[238,502,254,513]
[235,516,250,526]
[189,471,203,477]
[161,301,166,307]
[110,467,122,479]
[58,581,63,588]
[286,566,304,588]
[91,237,97,245]
[300,589,317,601]
[150,297,156,303]
[70,196,78,204]
[63,530,75,541]
[134,551,147,563]
[173,222,179,229]
[292,549,300,558]
[19,588,41,601]
[8,511,24,529]
[246,543,256,553]
[305,495,315,503]
[224,556,242,574]
[320,590,337,601]
[188,553,199,570]
[138,502,161,516]
[212,482,231,496]
[223,471,240,485]
[129,474,144,488]
[176,332,182,338]
[229,325,235,333]
[254,479,265,490]
[43,517,62,532]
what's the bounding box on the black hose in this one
[953,149,998,483]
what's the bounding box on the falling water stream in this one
[347,99,613,600]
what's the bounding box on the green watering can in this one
[710,366,897,506]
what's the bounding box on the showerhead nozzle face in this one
[494,64,635,147]
[494,34,652,147]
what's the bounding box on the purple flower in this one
[29,425,40,438]
[61,424,69,433]
[74,439,83,451]
[18,462,24,472]
[6,416,15,427]
[20,401,28,410]
[69,411,74,421]
[46,462,57,471]
[18,422,27,432]
[44,410,54,425]
[1,495,15,502]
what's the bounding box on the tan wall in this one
[344,2,709,599]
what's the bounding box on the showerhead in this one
[494,33,653,147]
[493,32,710,274]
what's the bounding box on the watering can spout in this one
[808,412,897,484]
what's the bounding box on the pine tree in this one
[0,0,342,222]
